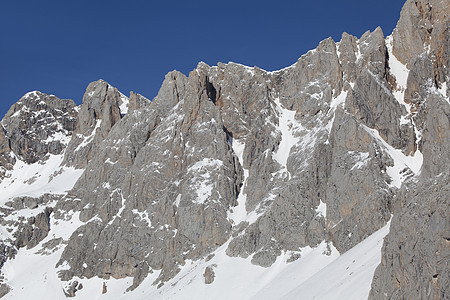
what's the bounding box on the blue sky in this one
[0,0,405,117]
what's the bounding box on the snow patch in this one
[75,119,101,152]
[2,211,86,300]
[349,151,370,170]
[135,239,339,300]
[119,93,129,115]
[315,200,327,218]
[0,154,84,203]
[272,97,302,177]
[386,35,411,113]
[280,221,391,300]
[132,209,151,226]
[188,158,223,205]
[362,125,422,188]
[437,81,447,99]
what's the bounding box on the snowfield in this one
[2,215,390,300]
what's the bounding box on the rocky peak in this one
[75,79,123,137]
[127,91,150,113]
[0,91,77,166]
[393,0,450,91]
[62,79,126,169]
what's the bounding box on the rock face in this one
[0,91,77,174]
[0,0,448,298]
[62,79,127,169]
[369,173,449,299]
[369,1,450,298]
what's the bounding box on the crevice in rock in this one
[222,125,233,147]
[205,77,217,105]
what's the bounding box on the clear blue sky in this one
[0,0,405,118]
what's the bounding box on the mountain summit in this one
[0,0,448,299]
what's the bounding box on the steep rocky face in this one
[62,79,128,169]
[0,92,80,297]
[368,1,450,298]
[0,0,448,298]
[56,69,243,288]
[55,19,418,287]
[0,91,77,172]
[370,173,449,299]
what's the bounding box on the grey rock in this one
[56,70,242,289]
[128,91,150,112]
[13,207,52,249]
[63,280,79,297]
[62,79,124,169]
[0,283,10,298]
[369,1,450,298]
[369,173,450,299]
[0,91,77,166]
[203,264,216,284]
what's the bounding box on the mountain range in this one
[0,0,448,299]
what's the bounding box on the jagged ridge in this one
[0,0,448,298]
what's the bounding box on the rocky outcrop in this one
[369,0,450,298]
[370,172,449,299]
[13,207,52,249]
[203,264,216,284]
[127,91,150,113]
[62,79,126,169]
[56,69,242,287]
[0,91,77,167]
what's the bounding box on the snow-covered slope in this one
[1,218,390,300]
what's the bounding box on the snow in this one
[107,189,126,225]
[2,247,68,300]
[228,138,264,225]
[386,35,411,113]
[431,80,449,105]
[382,35,424,188]
[43,131,72,145]
[228,168,249,225]
[329,90,347,112]
[315,199,327,218]
[2,211,85,300]
[362,125,423,188]
[119,94,129,115]
[2,207,145,300]
[105,158,117,165]
[0,154,84,203]
[272,97,301,177]
[437,81,447,99]
[400,115,410,125]
[349,151,370,170]
[24,91,39,98]
[187,158,223,205]
[117,220,390,300]
[132,209,152,226]
[231,137,245,166]
[355,42,363,62]
[133,240,338,300]
[75,119,101,152]
[325,90,348,141]
[189,158,223,172]
[228,138,250,225]
[174,194,181,207]
[280,220,391,300]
